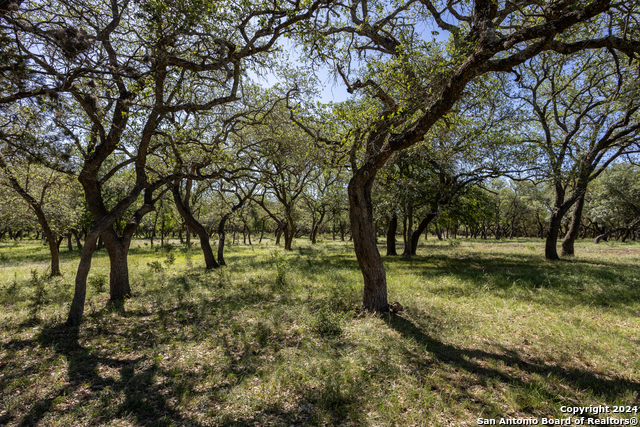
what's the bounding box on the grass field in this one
[1,237,639,426]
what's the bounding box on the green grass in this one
[1,237,639,426]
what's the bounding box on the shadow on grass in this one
[383,250,640,309]
[22,323,191,427]
[385,313,640,414]
[0,279,356,426]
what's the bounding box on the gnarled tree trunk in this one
[348,174,388,312]
[561,191,586,256]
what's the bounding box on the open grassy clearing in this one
[1,237,639,426]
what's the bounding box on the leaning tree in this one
[292,0,640,311]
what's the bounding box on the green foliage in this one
[270,251,290,288]
[28,269,47,318]
[88,274,107,294]
[164,252,176,267]
[147,260,164,273]
[312,306,343,337]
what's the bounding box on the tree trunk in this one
[348,174,388,312]
[101,229,131,301]
[386,214,398,256]
[402,204,413,259]
[283,223,295,250]
[47,233,61,276]
[72,229,83,250]
[217,215,230,266]
[275,226,282,245]
[66,231,99,326]
[259,219,265,243]
[561,191,586,257]
[409,213,437,255]
[67,233,73,251]
[172,186,219,269]
[311,210,326,244]
[545,210,564,260]
[0,157,61,276]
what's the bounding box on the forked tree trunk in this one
[96,203,153,305]
[386,214,397,256]
[72,229,83,250]
[275,226,282,245]
[561,191,586,257]
[545,181,585,260]
[348,175,388,312]
[311,210,326,244]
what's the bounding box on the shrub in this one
[89,273,107,293]
[147,260,164,272]
[312,307,343,337]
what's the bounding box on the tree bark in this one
[259,219,265,243]
[311,210,326,244]
[402,204,414,259]
[71,229,83,250]
[545,180,588,260]
[409,213,437,255]
[386,214,398,256]
[283,223,295,250]
[99,202,154,303]
[217,215,230,266]
[66,231,99,326]
[275,226,282,245]
[561,191,586,256]
[545,210,565,260]
[172,186,219,269]
[103,231,131,301]
[348,174,388,312]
